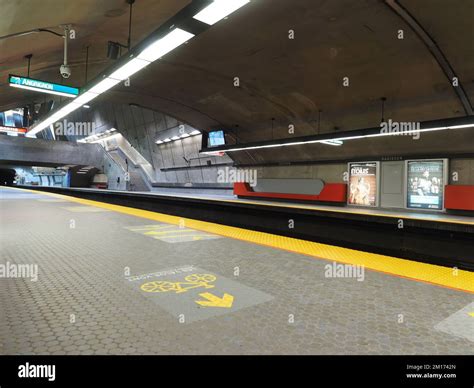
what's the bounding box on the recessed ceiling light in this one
[193,0,250,26]
[137,28,195,62]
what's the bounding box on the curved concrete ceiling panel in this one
[0,0,472,165]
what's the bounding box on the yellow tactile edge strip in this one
[5,186,474,294]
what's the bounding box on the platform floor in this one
[0,187,473,355]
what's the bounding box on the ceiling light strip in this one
[193,0,250,25]
[200,120,474,154]
[27,0,253,137]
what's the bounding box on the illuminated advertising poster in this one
[348,162,378,207]
[407,160,445,210]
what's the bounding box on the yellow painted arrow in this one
[195,292,234,308]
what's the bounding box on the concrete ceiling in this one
[1,0,473,164]
[0,0,190,110]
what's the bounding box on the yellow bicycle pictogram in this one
[140,274,216,294]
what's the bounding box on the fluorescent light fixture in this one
[190,130,201,135]
[83,105,90,109]
[137,28,195,62]
[88,77,121,94]
[80,132,121,144]
[10,82,78,98]
[156,140,164,144]
[209,122,474,153]
[180,133,190,138]
[56,103,78,117]
[163,138,172,142]
[171,135,180,140]
[193,0,250,25]
[71,92,98,106]
[28,0,242,137]
[109,58,151,81]
[320,140,343,146]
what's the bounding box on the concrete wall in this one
[72,103,235,187]
[256,159,474,186]
[257,163,346,183]
[0,135,105,168]
[449,159,474,185]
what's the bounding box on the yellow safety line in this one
[5,186,474,293]
[22,186,474,225]
[144,229,209,235]
[149,235,213,239]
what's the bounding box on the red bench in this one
[234,182,347,203]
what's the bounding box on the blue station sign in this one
[8,74,79,98]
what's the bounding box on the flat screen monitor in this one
[208,130,225,147]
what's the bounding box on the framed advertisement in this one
[405,159,448,211]
[347,161,380,207]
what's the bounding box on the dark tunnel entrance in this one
[0,168,16,186]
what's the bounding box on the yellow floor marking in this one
[140,274,216,293]
[129,225,177,231]
[196,292,234,308]
[144,229,205,236]
[151,234,214,239]
[6,186,474,293]
[125,223,219,241]
[61,206,110,213]
[4,186,474,225]
[468,312,474,317]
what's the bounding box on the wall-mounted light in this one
[155,129,201,145]
[77,128,117,143]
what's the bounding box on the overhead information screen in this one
[9,74,79,98]
[208,130,226,147]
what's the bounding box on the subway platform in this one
[0,186,473,355]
